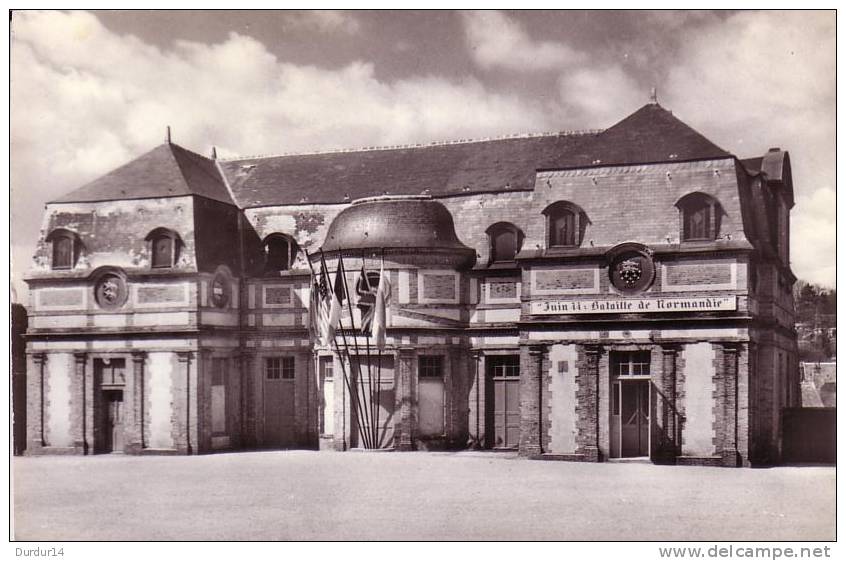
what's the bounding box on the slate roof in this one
[53,143,234,205]
[219,103,731,208]
[54,103,732,208]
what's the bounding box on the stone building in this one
[24,101,799,465]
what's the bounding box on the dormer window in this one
[46,229,80,270]
[486,222,523,264]
[677,193,722,242]
[263,233,299,273]
[543,201,588,248]
[145,228,181,268]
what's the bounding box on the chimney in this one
[166,126,172,144]
[211,146,218,160]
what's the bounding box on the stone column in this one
[722,344,740,467]
[130,352,147,453]
[30,353,48,451]
[395,347,416,451]
[660,345,680,461]
[577,345,602,462]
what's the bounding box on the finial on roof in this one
[649,87,658,104]
[211,146,218,160]
[166,126,172,144]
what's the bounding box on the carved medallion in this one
[94,273,127,309]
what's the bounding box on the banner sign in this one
[530,296,736,315]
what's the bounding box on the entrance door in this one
[263,357,296,447]
[487,355,520,448]
[620,381,650,457]
[102,390,124,453]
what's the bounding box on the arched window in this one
[263,234,299,273]
[676,193,722,242]
[145,228,182,268]
[46,229,80,270]
[486,222,523,263]
[543,202,588,248]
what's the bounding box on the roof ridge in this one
[219,128,604,163]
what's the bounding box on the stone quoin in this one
[24,102,798,466]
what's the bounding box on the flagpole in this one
[361,249,377,448]
[375,247,385,448]
[338,250,374,449]
[320,250,371,449]
[308,249,351,450]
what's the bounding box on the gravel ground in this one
[12,451,835,541]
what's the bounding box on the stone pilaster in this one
[576,345,602,462]
[28,353,48,452]
[73,352,88,455]
[177,351,195,454]
[129,352,147,453]
[395,347,416,451]
[658,345,680,461]
[721,344,741,467]
[519,344,547,457]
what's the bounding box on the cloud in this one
[662,10,835,286]
[461,10,584,71]
[10,10,549,299]
[283,10,361,35]
[558,66,643,128]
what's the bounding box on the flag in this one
[310,265,332,346]
[328,258,346,341]
[371,257,391,349]
[357,259,377,335]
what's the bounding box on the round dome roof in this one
[322,196,474,257]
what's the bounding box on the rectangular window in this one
[52,236,73,269]
[319,356,334,380]
[488,355,520,378]
[265,357,295,380]
[265,357,281,380]
[152,236,174,268]
[613,351,651,377]
[418,355,444,378]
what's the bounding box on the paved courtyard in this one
[13,451,835,541]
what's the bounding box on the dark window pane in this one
[265,357,281,380]
[552,210,576,246]
[152,236,173,267]
[683,201,712,240]
[281,357,295,379]
[492,229,517,262]
[488,355,520,378]
[266,237,293,271]
[52,236,73,269]
[419,356,444,378]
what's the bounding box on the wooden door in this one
[102,390,124,453]
[621,381,650,457]
[487,355,520,449]
[263,358,296,447]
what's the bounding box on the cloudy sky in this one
[9,9,835,300]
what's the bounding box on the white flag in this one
[371,259,391,349]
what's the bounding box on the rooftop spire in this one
[166,125,172,144]
[649,87,658,104]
